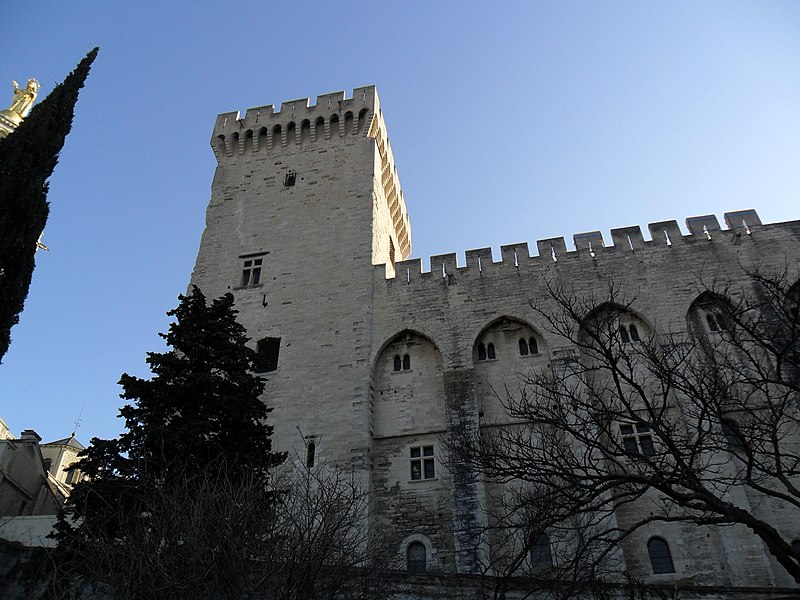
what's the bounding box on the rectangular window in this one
[620,423,655,457]
[239,254,265,287]
[410,445,435,480]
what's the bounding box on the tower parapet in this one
[208,86,411,266]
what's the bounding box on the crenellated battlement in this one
[381,209,769,282]
[210,86,379,161]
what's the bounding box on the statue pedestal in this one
[0,110,23,139]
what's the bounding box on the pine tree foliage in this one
[57,286,285,544]
[0,48,98,363]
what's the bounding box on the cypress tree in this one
[57,286,285,545]
[0,48,98,362]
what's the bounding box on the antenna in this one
[72,398,87,437]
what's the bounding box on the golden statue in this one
[9,79,39,118]
[0,78,39,138]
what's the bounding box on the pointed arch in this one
[372,329,445,437]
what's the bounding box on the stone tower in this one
[189,86,410,468]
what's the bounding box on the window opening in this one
[393,355,402,372]
[529,337,539,354]
[620,423,655,456]
[647,537,675,574]
[284,170,297,187]
[410,445,435,480]
[65,468,78,485]
[530,534,553,568]
[722,421,744,448]
[407,541,427,572]
[519,338,529,356]
[628,324,641,342]
[477,343,487,361]
[402,354,411,371]
[306,442,316,468]
[241,258,263,287]
[254,337,281,373]
[618,324,630,343]
[487,343,496,360]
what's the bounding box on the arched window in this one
[647,537,675,574]
[407,541,426,572]
[477,343,487,361]
[628,323,641,342]
[530,534,553,568]
[519,338,529,356]
[402,354,411,371]
[529,337,539,354]
[393,355,402,372]
[286,121,296,145]
[487,343,496,360]
[619,324,630,343]
[329,114,340,137]
[306,442,316,468]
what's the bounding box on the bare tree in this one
[457,267,800,596]
[34,460,393,600]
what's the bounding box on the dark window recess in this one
[530,534,553,568]
[519,338,529,356]
[477,343,487,361]
[254,337,281,373]
[306,442,316,468]
[647,537,675,574]
[487,343,496,360]
[241,258,262,287]
[621,423,655,457]
[407,542,427,572]
[619,323,641,343]
[529,337,539,354]
[393,355,402,372]
[722,421,744,448]
[284,171,297,187]
[706,310,729,333]
[403,353,411,371]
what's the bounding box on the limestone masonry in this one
[190,86,800,597]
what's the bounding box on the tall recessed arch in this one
[687,292,734,339]
[372,330,445,437]
[473,317,550,425]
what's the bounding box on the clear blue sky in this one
[1,2,799,444]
